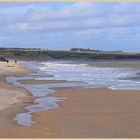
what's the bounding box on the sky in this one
[0,2,140,51]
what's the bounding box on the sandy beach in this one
[1,87,140,138]
[45,88,140,138]
[0,61,35,137]
[0,61,32,110]
[1,60,140,137]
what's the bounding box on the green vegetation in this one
[0,48,140,60]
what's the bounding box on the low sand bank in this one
[0,61,35,137]
[0,61,32,110]
[0,61,31,110]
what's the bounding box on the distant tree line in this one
[0,48,48,51]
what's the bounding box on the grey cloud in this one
[0,2,140,43]
[17,2,140,33]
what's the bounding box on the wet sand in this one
[1,60,140,137]
[1,87,140,138]
[32,88,140,138]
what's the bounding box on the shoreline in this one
[1,60,140,137]
[0,61,36,137]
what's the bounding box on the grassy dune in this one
[0,49,140,60]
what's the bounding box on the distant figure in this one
[15,60,17,64]
[6,60,9,63]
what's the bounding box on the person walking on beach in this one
[15,60,17,64]
[6,60,9,63]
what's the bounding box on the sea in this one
[6,59,140,126]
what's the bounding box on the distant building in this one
[71,48,91,52]
[70,48,100,52]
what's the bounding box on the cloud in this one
[0,2,30,9]
[12,2,140,33]
[0,2,140,50]
[0,2,140,32]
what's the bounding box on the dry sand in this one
[0,61,31,76]
[0,61,32,110]
[0,61,35,137]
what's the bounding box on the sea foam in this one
[39,61,140,90]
